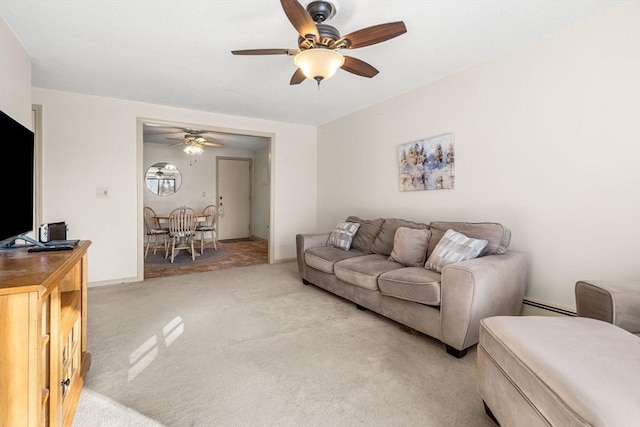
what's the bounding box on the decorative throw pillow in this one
[370,218,429,256]
[388,227,432,267]
[327,221,361,251]
[429,221,511,256]
[425,229,488,273]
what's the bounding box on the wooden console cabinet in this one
[0,240,91,427]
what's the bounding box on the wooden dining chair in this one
[166,207,197,263]
[143,206,169,257]
[196,204,219,254]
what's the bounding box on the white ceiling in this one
[1,0,626,127]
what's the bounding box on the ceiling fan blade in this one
[333,21,407,49]
[290,68,306,85]
[184,129,211,135]
[201,141,225,148]
[231,49,298,56]
[341,56,379,78]
[165,137,185,141]
[280,0,319,41]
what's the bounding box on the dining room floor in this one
[144,237,268,279]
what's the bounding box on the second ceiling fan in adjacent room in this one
[146,125,225,164]
[165,130,225,154]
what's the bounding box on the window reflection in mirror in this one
[145,162,182,196]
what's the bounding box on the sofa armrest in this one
[296,233,330,280]
[439,251,528,351]
[575,280,640,334]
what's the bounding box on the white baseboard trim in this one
[272,257,296,264]
[521,297,576,317]
[88,276,140,288]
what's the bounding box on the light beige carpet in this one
[73,262,493,427]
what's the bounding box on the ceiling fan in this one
[146,125,224,148]
[165,130,225,149]
[231,0,407,86]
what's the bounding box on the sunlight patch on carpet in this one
[128,335,158,382]
[128,316,185,382]
[163,315,184,347]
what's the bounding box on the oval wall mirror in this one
[145,162,182,196]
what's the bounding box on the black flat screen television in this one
[0,110,37,248]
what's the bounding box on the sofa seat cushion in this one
[334,254,404,290]
[305,247,366,274]
[378,267,442,305]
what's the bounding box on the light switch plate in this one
[97,187,109,198]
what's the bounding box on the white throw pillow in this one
[327,221,361,251]
[425,229,488,273]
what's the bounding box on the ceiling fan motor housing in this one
[306,1,336,24]
[298,24,340,49]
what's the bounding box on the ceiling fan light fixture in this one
[294,48,344,83]
[183,143,204,156]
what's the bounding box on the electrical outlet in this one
[97,187,109,198]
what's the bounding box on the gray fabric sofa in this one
[296,216,528,358]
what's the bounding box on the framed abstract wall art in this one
[398,133,455,192]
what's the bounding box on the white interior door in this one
[217,157,252,240]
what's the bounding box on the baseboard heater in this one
[522,298,577,317]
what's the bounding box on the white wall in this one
[316,2,640,310]
[0,17,31,127]
[32,88,317,285]
[252,145,271,240]
[143,142,254,215]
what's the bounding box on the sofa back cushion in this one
[371,218,429,257]
[427,228,445,259]
[428,221,511,256]
[346,216,384,254]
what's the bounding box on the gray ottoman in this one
[477,316,640,426]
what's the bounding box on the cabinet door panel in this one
[0,292,36,426]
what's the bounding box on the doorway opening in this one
[137,118,274,281]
